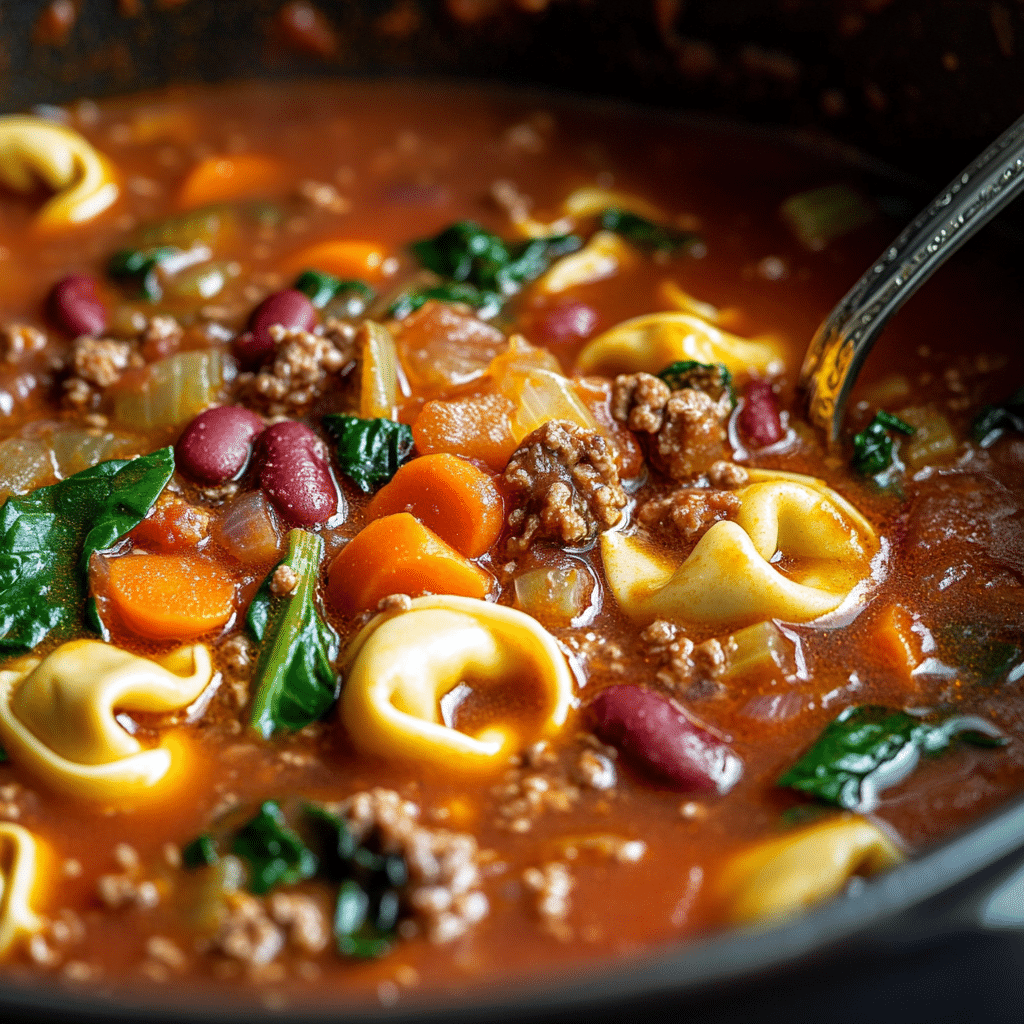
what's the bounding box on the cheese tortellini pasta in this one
[575,311,784,378]
[717,815,903,925]
[602,469,878,627]
[0,823,47,959]
[0,640,214,801]
[341,596,575,773]
[0,116,120,229]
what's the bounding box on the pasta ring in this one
[0,115,120,229]
[602,469,878,627]
[0,640,214,801]
[341,595,575,773]
[0,823,47,960]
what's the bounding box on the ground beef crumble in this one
[640,619,737,695]
[637,487,740,543]
[1,324,46,364]
[503,419,628,553]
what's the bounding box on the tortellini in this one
[341,595,574,773]
[0,823,47,959]
[0,116,120,229]
[716,815,903,925]
[602,469,878,627]
[575,311,784,378]
[535,230,632,294]
[0,640,214,801]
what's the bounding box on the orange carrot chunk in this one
[327,513,492,615]
[412,392,517,473]
[106,554,235,641]
[279,239,389,283]
[365,454,504,559]
[176,154,287,210]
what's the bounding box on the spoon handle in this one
[801,112,1024,442]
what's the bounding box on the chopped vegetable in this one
[0,448,173,655]
[897,405,958,470]
[365,453,503,558]
[412,392,517,473]
[108,245,183,301]
[937,624,1021,687]
[106,553,235,641]
[972,386,1024,447]
[599,207,700,253]
[231,800,319,895]
[780,184,874,250]
[247,529,340,739]
[135,204,237,251]
[358,321,406,420]
[176,154,287,210]
[280,239,388,283]
[657,359,735,406]
[294,268,374,310]
[326,513,492,615]
[182,834,219,870]
[323,414,415,493]
[534,230,632,294]
[779,705,1006,811]
[513,563,594,626]
[851,410,915,476]
[388,282,501,320]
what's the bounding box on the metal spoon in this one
[800,113,1024,442]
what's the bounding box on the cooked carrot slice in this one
[106,554,235,641]
[412,392,517,473]
[176,154,288,210]
[327,513,492,615]
[279,239,389,282]
[366,454,504,558]
[873,603,923,677]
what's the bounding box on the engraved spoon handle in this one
[800,113,1024,442]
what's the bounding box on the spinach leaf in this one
[657,359,735,407]
[231,801,319,895]
[599,207,700,253]
[851,409,914,476]
[182,834,219,869]
[0,447,174,656]
[108,246,183,301]
[294,269,375,311]
[322,414,415,493]
[410,221,581,297]
[247,529,339,739]
[388,282,502,321]
[972,387,1024,447]
[779,704,1006,811]
[334,880,395,959]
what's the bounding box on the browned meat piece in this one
[612,371,730,480]
[503,419,628,553]
[637,487,740,542]
[0,324,46,364]
[708,459,749,489]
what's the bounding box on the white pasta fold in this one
[602,469,877,626]
[341,595,574,773]
[717,814,903,925]
[0,823,47,959]
[535,230,633,294]
[0,640,213,800]
[575,311,784,377]
[0,116,119,229]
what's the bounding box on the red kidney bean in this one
[739,379,784,446]
[531,300,599,346]
[233,289,316,367]
[253,420,340,527]
[588,685,743,793]
[176,406,265,485]
[49,274,108,337]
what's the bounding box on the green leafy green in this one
[108,246,183,301]
[231,801,319,895]
[599,207,700,253]
[294,269,375,311]
[410,221,581,297]
[937,624,1021,687]
[0,744,7,764]
[182,834,219,869]
[246,529,340,739]
[0,448,174,656]
[657,359,735,407]
[851,409,915,476]
[322,414,415,493]
[779,704,1006,810]
[780,184,874,250]
[971,387,1024,447]
[388,282,501,321]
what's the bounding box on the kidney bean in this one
[588,685,743,794]
[176,406,265,485]
[233,289,316,367]
[739,379,784,447]
[49,274,108,337]
[531,300,599,346]
[253,420,340,527]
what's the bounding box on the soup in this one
[0,79,1021,1009]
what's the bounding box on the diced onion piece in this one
[113,349,233,430]
[513,563,595,626]
[164,260,237,301]
[0,437,55,502]
[780,184,874,251]
[212,491,283,565]
[48,427,137,477]
[534,230,632,294]
[724,620,793,678]
[897,404,959,470]
[562,186,664,222]
[360,321,406,420]
[503,369,601,443]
